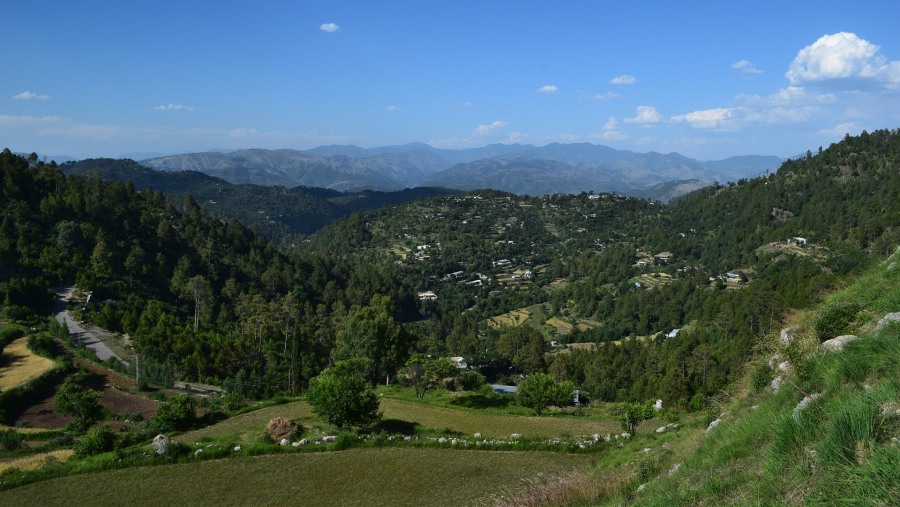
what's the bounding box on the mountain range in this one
[141,143,784,201]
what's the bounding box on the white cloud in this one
[609,74,637,85]
[624,106,662,124]
[385,105,401,113]
[537,84,559,94]
[13,91,51,100]
[602,117,618,131]
[732,59,763,74]
[817,122,861,139]
[320,22,340,33]
[154,103,195,112]
[671,108,734,129]
[786,32,900,88]
[473,120,510,135]
[451,101,473,109]
[579,91,621,101]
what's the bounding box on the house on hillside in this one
[417,291,438,301]
[654,252,673,264]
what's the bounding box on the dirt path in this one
[52,287,127,366]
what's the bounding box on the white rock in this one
[291,441,301,447]
[510,433,522,439]
[780,328,794,348]
[876,312,900,332]
[194,448,203,456]
[706,418,722,433]
[792,392,823,421]
[771,374,784,392]
[152,434,170,456]
[322,435,337,442]
[234,445,241,452]
[620,432,631,439]
[821,335,858,352]
[656,426,668,434]
[279,438,291,446]
[474,432,482,438]
[668,463,681,476]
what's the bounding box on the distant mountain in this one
[60,158,457,241]
[625,179,713,203]
[140,143,783,198]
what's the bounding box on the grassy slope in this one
[0,447,594,507]
[617,250,900,506]
[178,396,627,443]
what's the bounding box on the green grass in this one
[618,251,900,506]
[179,396,628,442]
[0,447,596,507]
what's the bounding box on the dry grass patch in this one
[0,337,56,391]
[0,449,73,474]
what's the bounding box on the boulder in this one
[279,438,291,446]
[152,434,170,456]
[780,328,794,348]
[876,312,900,332]
[266,417,299,442]
[821,335,859,352]
[792,393,823,421]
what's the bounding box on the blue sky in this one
[2,1,899,160]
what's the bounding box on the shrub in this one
[517,373,575,415]
[752,364,772,390]
[307,359,381,430]
[619,401,655,435]
[455,370,487,391]
[814,301,861,342]
[0,429,24,451]
[74,423,116,456]
[152,394,197,432]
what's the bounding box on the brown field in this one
[0,337,57,391]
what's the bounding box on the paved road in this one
[53,287,127,366]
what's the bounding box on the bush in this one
[752,364,772,390]
[619,401,655,435]
[152,394,197,432]
[815,301,861,342]
[27,333,58,358]
[0,429,24,451]
[517,373,575,415]
[307,359,381,430]
[454,370,487,391]
[74,423,116,456]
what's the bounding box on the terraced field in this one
[0,337,56,391]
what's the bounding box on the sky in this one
[2,1,899,160]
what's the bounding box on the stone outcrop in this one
[152,434,170,455]
[820,335,859,352]
[876,312,900,332]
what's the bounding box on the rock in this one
[233,445,241,452]
[780,328,794,348]
[793,392,823,421]
[298,438,309,445]
[643,447,651,452]
[771,374,784,392]
[876,312,900,332]
[474,432,482,438]
[591,433,602,441]
[888,262,896,271]
[821,335,859,352]
[620,432,631,439]
[510,433,522,439]
[706,418,723,433]
[194,448,204,456]
[291,441,301,447]
[279,438,291,446]
[668,463,681,476]
[656,426,668,434]
[266,417,298,442]
[322,435,337,442]
[152,434,170,456]
[438,437,447,443]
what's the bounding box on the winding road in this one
[53,287,127,366]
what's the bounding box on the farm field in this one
[0,447,596,507]
[0,337,56,391]
[179,397,632,443]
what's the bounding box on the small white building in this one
[417,291,438,301]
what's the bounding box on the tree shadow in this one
[372,418,419,435]
[449,393,511,410]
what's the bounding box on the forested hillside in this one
[60,158,457,245]
[1,129,898,409]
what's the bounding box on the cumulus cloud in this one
[786,32,900,88]
[609,74,637,85]
[154,103,195,112]
[474,120,510,135]
[385,105,401,113]
[732,59,763,74]
[671,108,734,128]
[13,91,51,100]
[537,84,559,94]
[817,122,861,139]
[320,22,340,33]
[624,106,662,124]
[579,91,620,101]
